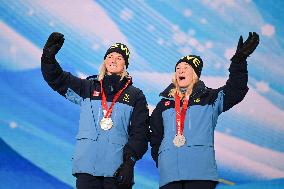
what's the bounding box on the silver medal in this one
[173,134,186,147]
[100,117,113,130]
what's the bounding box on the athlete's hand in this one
[231,32,259,62]
[42,32,65,59]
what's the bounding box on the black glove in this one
[114,158,135,189]
[231,32,259,62]
[42,32,65,59]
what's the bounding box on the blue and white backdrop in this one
[0,0,284,189]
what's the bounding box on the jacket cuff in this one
[123,146,137,165]
[229,58,248,73]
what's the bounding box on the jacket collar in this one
[159,80,207,100]
[87,74,132,94]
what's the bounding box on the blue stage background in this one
[0,0,284,188]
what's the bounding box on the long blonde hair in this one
[169,72,199,98]
[98,61,129,81]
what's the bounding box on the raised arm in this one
[222,32,259,112]
[41,32,90,103]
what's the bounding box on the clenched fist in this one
[42,32,65,59]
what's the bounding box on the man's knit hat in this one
[104,43,130,69]
[175,55,203,78]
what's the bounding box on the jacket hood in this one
[86,75,99,81]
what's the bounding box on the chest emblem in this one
[123,93,130,102]
[164,101,171,106]
[93,90,100,97]
[194,98,200,103]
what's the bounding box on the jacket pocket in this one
[180,145,217,176]
[158,143,171,154]
[72,131,99,169]
[158,146,177,176]
[76,130,98,141]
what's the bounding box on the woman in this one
[41,32,149,189]
[150,32,259,189]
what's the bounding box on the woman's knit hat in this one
[104,43,130,68]
[175,55,203,78]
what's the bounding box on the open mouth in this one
[179,76,185,81]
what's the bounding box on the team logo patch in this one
[93,90,100,97]
[165,101,171,106]
[194,98,200,103]
[123,93,130,102]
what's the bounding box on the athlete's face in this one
[175,62,195,88]
[104,52,125,75]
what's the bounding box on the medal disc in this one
[100,117,113,130]
[173,134,186,147]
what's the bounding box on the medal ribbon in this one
[175,93,189,135]
[100,79,131,118]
